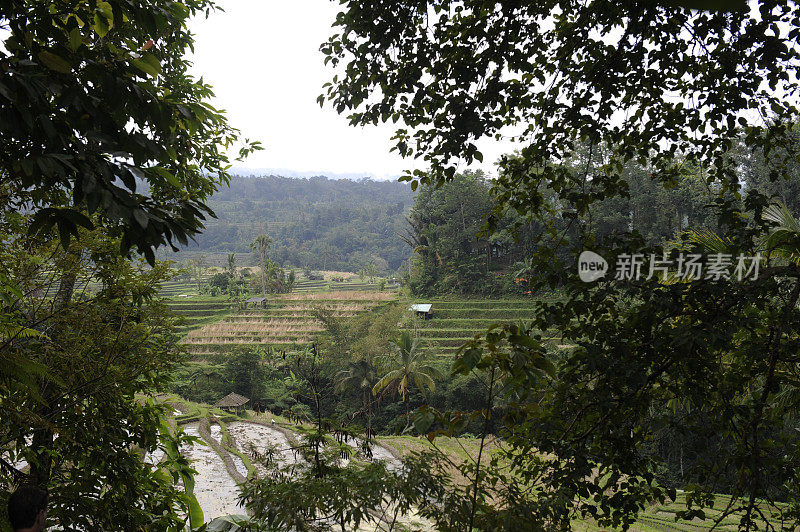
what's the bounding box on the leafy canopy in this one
[321,1,799,218]
[0,0,260,262]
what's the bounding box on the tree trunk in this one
[54,271,77,309]
[260,253,267,299]
[366,390,372,435]
[29,421,53,485]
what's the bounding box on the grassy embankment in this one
[162,397,785,532]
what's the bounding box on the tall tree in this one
[225,347,266,402]
[0,1,256,526]
[0,223,203,528]
[0,0,259,261]
[321,1,797,218]
[335,359,378,434]
[227,252,237,277]
[189,254,206,292]
[251,234,273,299]
[404,171,497,295]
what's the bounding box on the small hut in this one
[244,296,267,308]
[409,303,433,320]
[215,392,250,415]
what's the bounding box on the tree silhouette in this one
[335,359,378,435]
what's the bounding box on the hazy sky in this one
[189,0,513,179]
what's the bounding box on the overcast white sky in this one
[189,0,513,180]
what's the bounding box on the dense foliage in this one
[0,221,202,529]
[1,1,250,528]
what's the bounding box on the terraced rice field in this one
[165,298,233,336]
[404,297,563,363]
[291,276,399,293]
[161,398,420,528]
[164,287,561,361]
[572,490,789,531]
[177,291,399,355]
[159,278,204,298]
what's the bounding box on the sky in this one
[188,0,514,180]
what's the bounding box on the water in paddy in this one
[207,422,248,478]
[180,424,243,520]
[226,421,301,475]
[344,438,401,472]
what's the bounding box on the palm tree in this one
[335,359,378,434]
[372,331,443,423]
[366,261,378,283]
[760,202,800,263]
[680,201,800,263]
[189,255,206,291]
[227,253,237,277]
[680,201,800,416]
[251,234,273,298]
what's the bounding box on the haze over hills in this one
[173,174,415,273]
[228,167,403,181]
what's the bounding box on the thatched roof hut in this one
[215,392,250,413]
[244,296,267,308]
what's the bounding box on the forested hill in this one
[179,175,416,272]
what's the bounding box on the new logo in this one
[578,251,608,282]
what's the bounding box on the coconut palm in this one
[372,331,443,423]
[335,359,378,434]
[680,201,800,261]
[251,234,273,298]
[760,202,800,263]
[680,201,800,416]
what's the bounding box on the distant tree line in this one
[177,175,415,273]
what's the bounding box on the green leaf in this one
[455,348,482,373]
[149,166,180,188]
[96,1,114,21]
[413,409,435,434]
[508,334,541,350]
[131,53,161,77]
[68,28,83,52]
[133,209,148,228]
[532,355,556,377]
[62,209,94,230]
[38,51,72,74]
[93,12,111,37]
[186,491,204,528]
[142,53,162,74]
